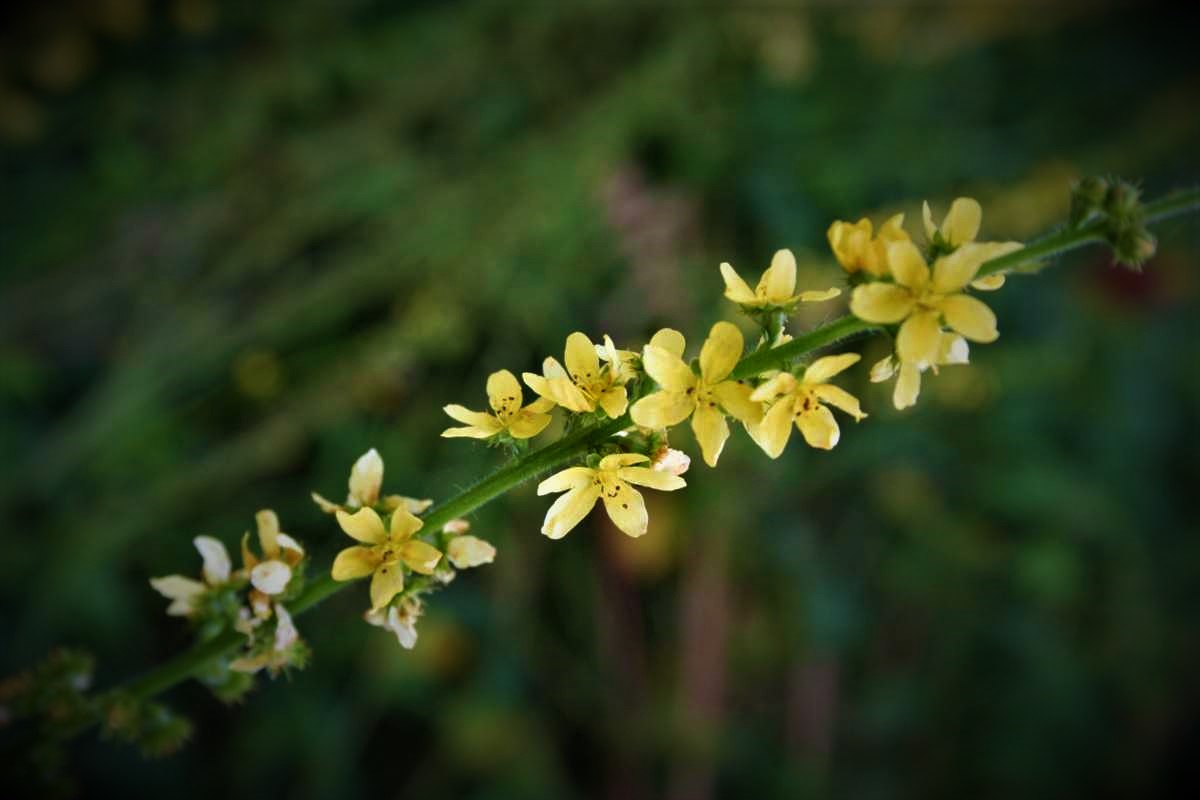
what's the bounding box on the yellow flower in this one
[523,332,633,418]
[538,453,686,539]
[749,354,866,455]
[442,369,556,440]
[720,249,841,308]
[630,323,762,467]
[331,506,442,611]
[850,239,1008,367]
[311,448,432,515]
[149,535,233,617]
[870,332,969,410]
[827,214,909,277]
[922,197,1022,290]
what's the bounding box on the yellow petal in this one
[545,376,593,412]
[275,532,304,559]
[311,491,341,514]
[399,540,441,574]
[719,263,758,304]
[649,328,687,359]
[896,311,942,365]
[691,404,730,467]
[507,411,552,439]
[938,294,998,343]
[813,384,867,421]
[642,344,695,393]
[931,244,989,294]
[525,396,557,414]
[631,390,694,429]
[250,560,292,596]
[869,354,897,383]
[602,481,650,538]
[755,397,795,459]
[521,372,554,403]
[597,385,628,419]
[878,213,909,246]
[827,218,873,272]
[893,362,922,410]
[971,274,1006,291]
[699,321,743,384]
[937,333,970,365]
[150,575,206,601]
[758,249,797,302]
[486,369,523,416]
[749,372,797,403]
[441,424,503,439]
[348,448,383,507]
[369,563,404,611]
[942,197,982,245]
[240,532,258,570]
[388,507,424,541]
[922,201,937,241]
[850,283,915,324]
[193,536,231,585]
[712,380,762,425]
[797,405,841,450]
[331,546,379,580]
[598,453,651,470]
[615,466,687,491]
[542,356,569,379]
[538,466,597,496]
[798,287,842,303]
[446,535,496,569]
[336,508,388,545]
[442,404,503,433]
[255,509,281,558]
[804,353,861,384]
[564,332,599,385]
[542,484,601,539]
[887,240,930,290]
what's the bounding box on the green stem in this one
[38,185,1200,748]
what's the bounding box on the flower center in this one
[794,388,820,418]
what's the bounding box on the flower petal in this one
[255,509,281,559]
[869,354,897,383]
[932,243,989,293]
[442,404,502,432]
[331,546,379,580]
[649,328,687,359]
[938,333,970,365]
[542,484,601,539]
[939,294,998,343]
[896,311,942,365]
[615,466,687,491]
[389,507,424,541]
[601,481,649,538]
[813,384,867,421]
[797,405,841,450]
[508,411,552,439]
[275,532,305,558]
[850,283,915,324]
[150,575,206,602]
[399,540,441,575]
[348,448,384,507]
[758,249,797,303]
[712,380,762,425]
[720,263,758,304]
[755,397,795,459]
[598,453,651,469]
[971,274,1006,291]
[631,390,694,429]
[193,536,231,585]
[597,385,628,419]
[446,536,496,569]
[922,201,937,241]
[893,362,922,410]
[538,467,597,496]
[749,371,798,403]
[941,197,981,245]
[564,332,600,385]
[699,321,743,384]
[804,353,860,384]
[369,563,405,611]
[545,376,593,412]
[336,507,388,544]
[642,344,695,393]
[887,240,930,290]
[486,369,524,416]
[310,492,341,514]
[250,560,292,596]
[798,287,842,303]
[691,404,730,467]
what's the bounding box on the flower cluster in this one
[831,198,1021,408]
[150,510,309,681]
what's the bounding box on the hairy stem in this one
[44,185,1200,745]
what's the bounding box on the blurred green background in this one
[2,0,1199,797]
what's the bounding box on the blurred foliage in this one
[2,0,1199,797]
